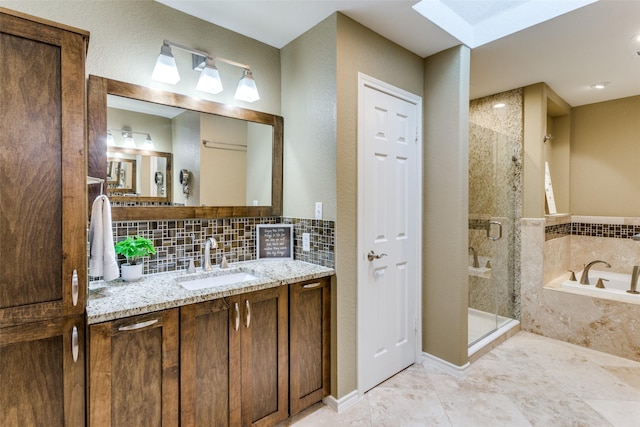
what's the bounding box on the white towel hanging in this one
[89,195,119,281]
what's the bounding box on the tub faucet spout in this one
[628,265,640,294]
[468,246,480,268]
[579,260,611,285]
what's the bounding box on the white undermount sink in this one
[179,271,258,291]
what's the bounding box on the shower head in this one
[543,134,554,143]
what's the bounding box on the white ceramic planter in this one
[121,263,143,282]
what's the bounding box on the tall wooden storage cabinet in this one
[0,8,88,426]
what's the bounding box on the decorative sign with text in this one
[256,224,294,260]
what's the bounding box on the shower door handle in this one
[487,221,502,241]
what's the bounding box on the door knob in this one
[367,251,387,262]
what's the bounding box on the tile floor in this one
[283,331,640,426]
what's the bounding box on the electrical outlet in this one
[252,200,258,206]
[315,202,322,220]
[302,233,311,251]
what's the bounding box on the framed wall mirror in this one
[88,75,283,221]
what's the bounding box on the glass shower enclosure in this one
[468,123,518,346]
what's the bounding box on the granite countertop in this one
[87,260,334,324]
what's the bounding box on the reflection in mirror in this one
[107,95,273,207]
[107,157,136,193]
[106,147,172,203]
[87,75,283,221]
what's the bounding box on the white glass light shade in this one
[123,132,136,148]
[143,134,155,150]
[196,59,223,94]
[151,44,180,84]
[234,69,260,102]
[106,130,115,146]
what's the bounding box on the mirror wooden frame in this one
[88,75,283,221]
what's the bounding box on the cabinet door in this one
[0,315,85,426]
[180,298,241,427]
[88,309,179,427]
[0,11,87,327]
[289,278,331,415]
[239,286,289,427]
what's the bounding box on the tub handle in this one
[487,221,502,241]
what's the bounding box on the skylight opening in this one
[412,0,598,48]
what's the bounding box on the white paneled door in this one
[358,74,421,393]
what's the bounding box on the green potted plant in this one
[114,235,156,281]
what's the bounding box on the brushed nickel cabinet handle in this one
[118,319,158,331]
[245,300,251,328]
[72,269,79,306]
[234,302,240,331]
[302,282,321,289]
[71,325,79,362]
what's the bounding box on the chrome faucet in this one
[203,237,218,272]
[468,246,480,268]
[579,260,611,285]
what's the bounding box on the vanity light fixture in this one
[108,128,154,149]
[151,39,259,102]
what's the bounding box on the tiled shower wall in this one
[91,216,334,278]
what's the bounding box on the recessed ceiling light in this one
[591,82,609,90]
[493,102,506,109]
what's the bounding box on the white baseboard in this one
[322,389,361,413]
[422,352,470,377]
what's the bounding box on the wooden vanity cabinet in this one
[0,315,86,426]
[180,285,289,427]
[289,277,331,415]
[88,309,179,427]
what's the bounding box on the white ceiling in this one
[156,0,640,106]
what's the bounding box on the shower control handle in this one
[367,251,387,262]
[487,221,503,241]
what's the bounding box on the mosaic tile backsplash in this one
[90,216,335,279]
[545,222,640,241]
